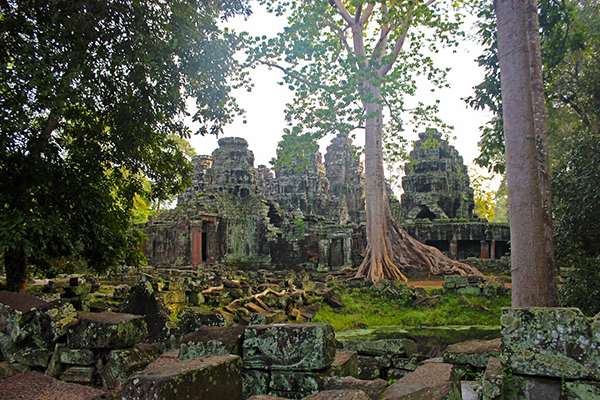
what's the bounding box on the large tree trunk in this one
[5,247,29,293]
[495,0,558,306]
[356,84,482,282]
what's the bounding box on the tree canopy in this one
[0,0,249,291]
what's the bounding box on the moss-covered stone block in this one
[479,357,503,400]
[59,348,95,366]
[501,307,600,380]
[357,355,381,380]
[99,347,157,390]
[243,323,335,371]
[443,338,501,369]
[269,371,324,397]
[67,312,147,349]
[122,354,243,400]
[457,286,482,296]
[13,346,53,368]
[60,366,95,383]
[324,349,358,378]
[503,374,561,400]
[341,338,418,357]
[179,326,246,360]
[243,369,270,399]
[564,381,600,399]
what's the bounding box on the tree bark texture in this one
[494,0,558,306]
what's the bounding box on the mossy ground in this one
[312,286,511,332]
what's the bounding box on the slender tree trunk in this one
[356,84,482,282]
[495,0,558,306]
[5,247,29,293]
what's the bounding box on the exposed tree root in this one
[356,204,482,283]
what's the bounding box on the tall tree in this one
[248,0,481,282]
[0,0,249,291]
[494,0,557,306]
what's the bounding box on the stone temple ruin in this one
[143,130,509,273]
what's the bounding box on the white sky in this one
[187,6,494,183]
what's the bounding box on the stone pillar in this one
[190,225,202,267]
[449,235,458,260]
[480,240,490,259]
[491,239,497,260]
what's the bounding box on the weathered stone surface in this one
[324,376,387,400]
[179,325,246,360]
[122,354,242,400]
[504,375,561,400]
[341,339,417,357]
[67,312,147,349]
[324,349,358,378]
[247,396,290,400]
[99,347,157,390]
[501,307,600,380]
[564,381,600,400]
[243,323,335,371]
[480,357,503,400]
[443,338,501,368]
[302,389,370,400]
[356,355,381,380]
[177,306,227,334]
[2,371,106,400]
[13,347,52,367]
[243,369,270,399]
[269,371,323,397]
[30,300,78,348]
[59,348,95,366]
[119,278,171,343]
[0,361,29,380]
[60,366,95,383]
[380,362,461,400]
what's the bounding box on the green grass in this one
[311,287,510,332]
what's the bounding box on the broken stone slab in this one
[479,357,504,400]
[179,325,247,360]
[324,349,358,378]
[29,299,78,348]
[341,338,418,357]
[380,362,462,400]
[67,312,147,349]
[302,390,370,400]
[122,353,242,400]
[443,338,501,369]
[503,374,561,400]
[0,291,48,358]
[324,377,388,400]
[13,346,53,368]
[1,371,107,400]
[501,307,600,380]
[247,396,290,400]
[99,347,157,390]
[0,361,29,379]
[564,381,600,400]
[243,323,336,371]
[269,371,324,397]
[243,369,270,399]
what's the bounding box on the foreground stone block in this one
[501,307,600,380]
[380,362,461,400]
[179,325,246,360]
[122,354,242,400]
[356,355,381,380]
[67,312,147,349]
[2,371,106,400]
[443,338,501,369]
[324,376,387,400]
[341,339,417,357]
[243,323,335,371]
